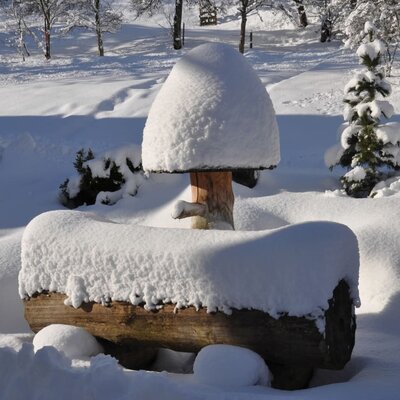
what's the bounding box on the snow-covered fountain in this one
[19,43,360,390]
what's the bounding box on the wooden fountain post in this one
[190,171,234,230]
[172,171,234,230]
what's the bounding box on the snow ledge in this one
[19,211,360,325]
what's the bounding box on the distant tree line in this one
[1,0,399,71]
[0,0,123,59]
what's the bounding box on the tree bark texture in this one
[95,0,104,56]
[24,281,356,389]
[44,18,51,59]
[239,5,247,54]
[173,0,183,50]
[190,171,234,229]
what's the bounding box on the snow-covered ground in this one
[1,6,400,399]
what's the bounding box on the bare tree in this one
[22,0,72,59]
[173,0,183,49]
[237,0,266,54]
[131,0,186,50]
[292,0,307,27]
[0,0,33,60]
[65,0,122,56]
[131,0,161,16]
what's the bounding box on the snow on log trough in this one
[20,210,359,389]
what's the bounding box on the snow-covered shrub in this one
[326,22,400,198]
[59,145,144,208]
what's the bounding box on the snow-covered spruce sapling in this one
[343,0,400,76]
[327,22,400,198]
[60,146,143,208]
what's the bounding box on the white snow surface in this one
[371,175,400,198]
[19,210,359,320]
[33,324,103,359]
[142,42,280,172]
[193,345,270,388]
[1,8,400,399]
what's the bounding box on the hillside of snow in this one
[1,5,400,399]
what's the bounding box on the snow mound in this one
[33,324,103,359]
[19,211,359,325]
[142,42,280,172]
[371,176,400,198]
[0,344,188,400]
[193,344,270,388]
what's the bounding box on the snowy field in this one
[1,5,400,399]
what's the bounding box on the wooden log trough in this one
[20,211,360,391]
[24,280,355,390]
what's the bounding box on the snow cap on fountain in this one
[141,42,280,173]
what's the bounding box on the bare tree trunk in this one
[293,0,308,27]
[238,2,247,54]
[17,19,26,61]
[44,28,50,59]
[43,15,51,59]
[173,0,183,50]
[94,0,104,56]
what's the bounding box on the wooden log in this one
[24,280,355,389]
[190,171,234,229]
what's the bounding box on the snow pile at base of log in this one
[141,43,280,172]
[193,345,270,387]
[19,211,359,321]
[33,324,103,360]
[0,345,188,400]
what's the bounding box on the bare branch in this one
[172,201,208,220]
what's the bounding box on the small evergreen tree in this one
[328,22,400,198]
[60,147,144,208]
[343,0,400,76]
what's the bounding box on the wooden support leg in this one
[99,339,158,370]
[268,363,314,390]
